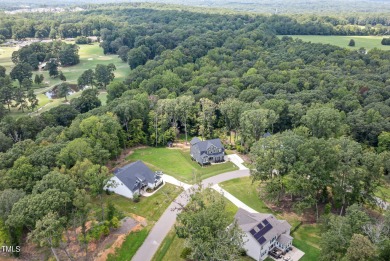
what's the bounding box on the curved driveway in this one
[132,169,250,261]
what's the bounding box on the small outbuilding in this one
[105,160,163,199]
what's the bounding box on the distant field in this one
[280,35,390,51]
[0,46,16,71]
[0,42,128,82]
[0,42,129,117]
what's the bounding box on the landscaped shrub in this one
[110,216,120,229]
[381,38,390,45]
[132,193,140,203]
[75,36,92,44]
[180,247,192,259]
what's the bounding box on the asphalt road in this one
[131,169,250,261]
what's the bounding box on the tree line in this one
[1,5,390,44]
[0,4,389,260]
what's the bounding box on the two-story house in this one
[190,137,225,165]
[234,208,293,261]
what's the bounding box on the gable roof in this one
[191,138,224,152]
[263,132,272,138]
[235,208,291,246]
[278,234,293,245]
[190,137,201,145]
[114,161,157,192]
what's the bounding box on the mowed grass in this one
[220,177,273,214]
[152,190,239,261]
[107,228,149,261]
[280,35,390,51]
[0,46,17,71]
[220,177,322,261]
[91,183,182,261]
[152,229,185,261]
[94,183,182,222]
[0,42,128,84]
[291,224,322,261]
[126,147,238,184]
[1,42,129,117]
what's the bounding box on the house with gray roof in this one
[104,160,163,199]
[190,137,225,165]
[234,208,293,261]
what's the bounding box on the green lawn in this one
[2,42,129,117]
[220,177,273,214]
[0,46,17,72]
[152,228,185,261]
[126,147,238,184]
[1,43,128,84]
[152,191,239,261]
[94,183,182,222]
[280,35,390,51]
[91,183,182,261]
[291,224,321,261]
[107,228,149,261]
[220,177,322,260]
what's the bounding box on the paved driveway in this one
[225,154,248,170]
[212,184,257,213]
[132,169,250,261]
[162,174,192,190]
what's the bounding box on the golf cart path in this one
[131,169,250,261]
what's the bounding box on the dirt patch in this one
[266,196,324,224]
[106,146,148,170]
[94,216,143,261]
[130,214,147,226]
[171,141,190,149]
[12,216,144,261]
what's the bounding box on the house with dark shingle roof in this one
[234,208,293,261]
[105,160,163,199]
[190,137,225,165]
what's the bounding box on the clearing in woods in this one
[279,35,390,51]
[0,42,128,116]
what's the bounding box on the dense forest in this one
[1,3,390,44]
[0,3,390,261]
[1,0,390,14]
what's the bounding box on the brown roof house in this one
[234,208,293,261]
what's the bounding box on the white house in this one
[234,208,293,261]
[105,160,163,199]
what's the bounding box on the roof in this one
[191,137,224,152]
[114,161,157,192]
[190,137,201,145]
[263,132,272,138]
[235,208,292,246]
[278,234,293,245]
